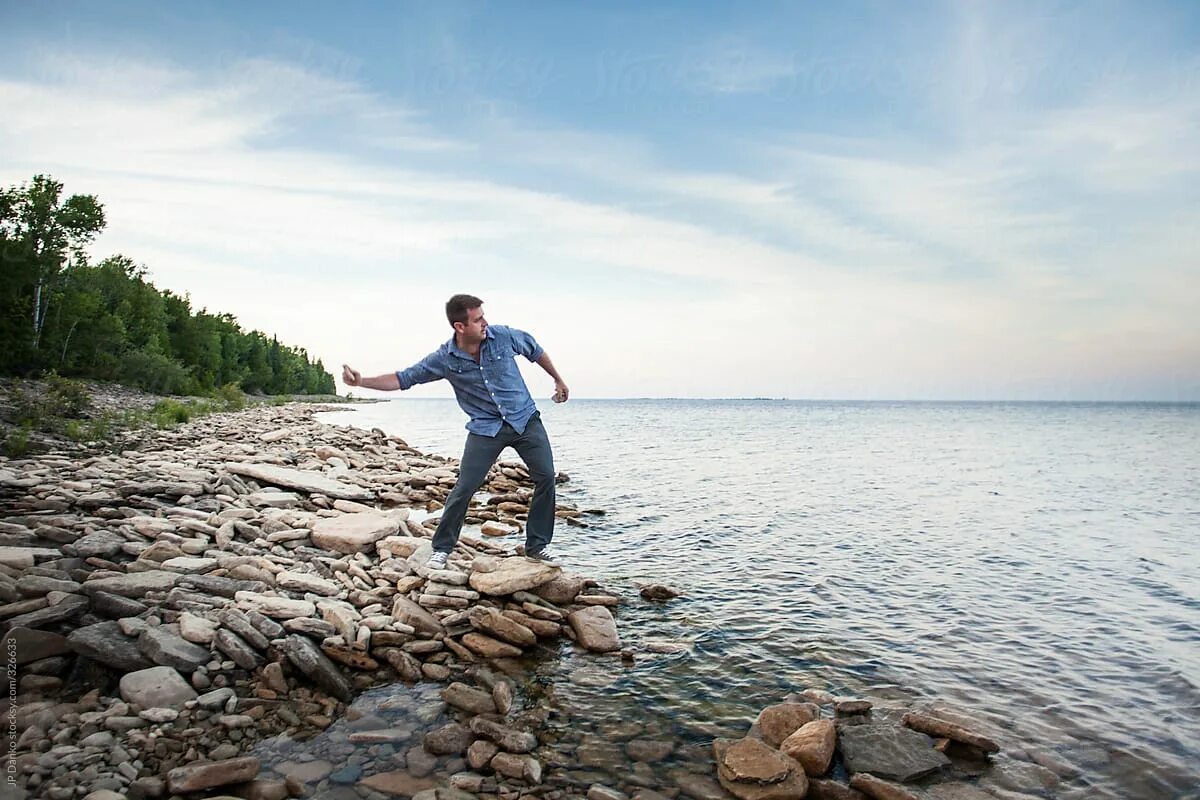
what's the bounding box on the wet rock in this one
[120,665,198,707]
[626,739,674,763]
[272,760,334,784]
[68,621,153,671]
[567,606,621,652]
[639,584,681,601]
[836,700,873,716]
[837,724,949,782]
[901,713,999,755]
[425,722,473,755]
[469,716,537,753]
[359,770,437,796]
[588,786,630,800]
[847,773,918,800]
[781,719,836,777]
[280,634,353,702]
[754,703,820,748]
[167,756,260,793]
[462,632,523,658]
[441,682,497,715]
[469,557,561,595]
[673,773,728,800]
[490,752,542,784]
[808,779,868,800]
[138,626,210,671]
[713,737,808,800]
[531,574,589,605]
[492,680,513,714]
[311,513,399,554]
[468,740,499,770]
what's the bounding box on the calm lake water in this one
[314,399,1200,799]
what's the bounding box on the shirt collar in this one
[447,326,494,359]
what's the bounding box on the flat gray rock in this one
[67,621,154,672]
[280,634,353,702]
[225,462,372,501]
[119,665,198,708]
[82,571,181,598]
[138,626,210,671]
[1,593,89,632]
[837,723,950,782]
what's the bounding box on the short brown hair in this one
[446,294,483,326]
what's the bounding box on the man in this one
[342,294,569,570]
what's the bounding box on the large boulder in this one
[567,606,621,652]
[468,557,561,595]
[837,724,950,782]
[225,463,372,501]
[781,719,836,776]
[755,703,820,747]
[119,666,198,708]
[138,627,210,671]
[312,513,400,555]
[713,737,808,800]
[81,571,180,598]
[68,621,153,671]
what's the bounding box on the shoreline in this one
[1,399,1040,800]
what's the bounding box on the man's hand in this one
[342,364,361,387]
[553,381,569,403]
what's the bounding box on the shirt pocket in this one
[447,358,476,375]
[490,350,519,380]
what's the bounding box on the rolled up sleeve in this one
[508,327,544,362]
[395,352,444,390]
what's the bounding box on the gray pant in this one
[432,412,556,554]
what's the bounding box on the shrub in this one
[45,373,92,418]
[215,383,247,411]
[119,349,192,395]
[2,424,32,457]
[151,399,191,427]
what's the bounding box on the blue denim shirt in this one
[395,325,545,437]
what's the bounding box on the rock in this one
[836,699,873,716]
[490,752,542,784]
[469,716,538,753]
[220,608,271,650]
[179,612,218,644]
[2,627,68,665]
[81,571,180,598]
[674,774,728,800]
[468,740,499,770]
[120,666,198,708]
[214,629,265,670]
[567,606,621,652]
[272,760,334,784]
[847,773,919,800]
[492,680,513,714]
[468,557,561,595]
[639,584,681,601]
[391,595,445,635]
[468,606,536,647]
[713,737,808,800]
[276,571,341,596]
[755,703,820,747]
[480,521,519,537]
[68,621,153,671]
[358,770,437,796]
[89,590,149,618]
[441,682,497,715]
[532,573,588,604]
[424,722,473,755]
[180,574,269,598]
[837,724,950,782]
[225,462,372,500]
[198,687,236,709]
[0,547,60,569]
[626,739,674,762]
[781,719,836,776]
[280,634,353,702]
[167,756,260,793]
[808,779,868,800]
[138,626,210,671]
[1,593,88,630]
[311,513,399,554]
[901,713,999,755]
[589,786,629,800]
[234,592,314,619]
[161,556,219,574]
[461,632,523,658]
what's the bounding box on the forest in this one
[0,175,335,396]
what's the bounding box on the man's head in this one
[446,293,486,343]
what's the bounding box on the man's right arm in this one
[343,353,443,392]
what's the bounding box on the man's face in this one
[456,306,487,343]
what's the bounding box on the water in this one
[313,399,1200,798]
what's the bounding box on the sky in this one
[1,1,1197,401]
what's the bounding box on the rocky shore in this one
[2,401,1030,800]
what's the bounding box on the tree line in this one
[0,175,335,396]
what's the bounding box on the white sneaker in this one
[426,551,450,570]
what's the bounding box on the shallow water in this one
[310,399,1200,798]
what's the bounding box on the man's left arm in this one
[509,326,569,403]
[535,352,569,403]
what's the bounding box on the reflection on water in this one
[311,400,1200,799]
